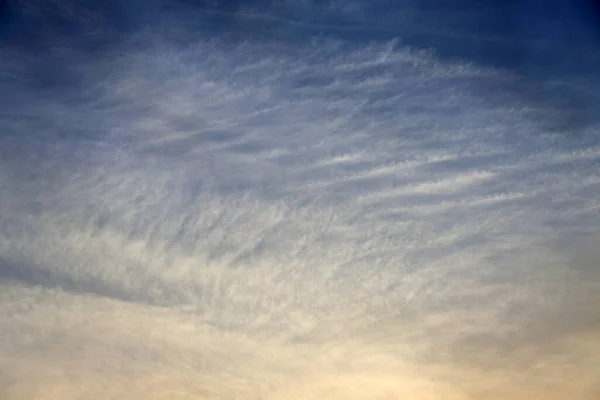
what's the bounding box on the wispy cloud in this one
[1,0,600,398]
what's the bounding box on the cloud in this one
[1,0,599,398]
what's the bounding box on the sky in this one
[1,0,600,399]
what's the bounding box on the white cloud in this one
[1,0,600,398]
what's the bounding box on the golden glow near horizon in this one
[1,1,600,398]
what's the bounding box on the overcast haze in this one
[1,0,600,398]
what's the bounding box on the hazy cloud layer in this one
[1,0,600,398]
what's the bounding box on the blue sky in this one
[1,1,599,398]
